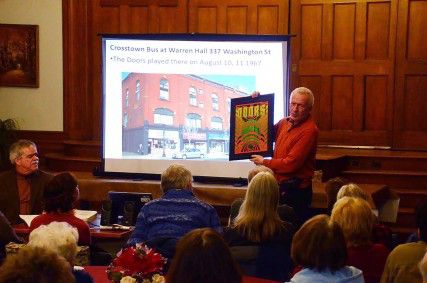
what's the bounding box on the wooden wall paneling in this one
[366,1,391,59]
[63,0,91,140]
[298,75,327,129]
[156,3,188,33]
[257,4,284,34]
[354,2,367,60]
[332,2,356,60]
[226,7,248,34]
[331,76,353,130]
[129,7,150,33]
[291,0,396,147]
[403,76,427,131]
[188,0,288,35]
[393,0,427,149]
[322,3,334,60]
[353,75,364,131]
[407,1,427,59]
[90,1,121,141]
[365,76,388,131]
[63,0,188,147]
[300,4,322,59]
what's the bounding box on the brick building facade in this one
[121,73,247,157]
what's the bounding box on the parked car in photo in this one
[172,148,204,159]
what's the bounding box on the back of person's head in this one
[167,228,241,283]
[9,139,36,165]
[28,221,79,264]
[247,165,274,183]
[161,164,192,192]
[291,214,347,272]
[234,172,283,242]
[337,183,368,201]
[0,246,75,283]
[324,177,350,213]
[416,200,427,241]
[43,172,78,213]
[331,197,374,247]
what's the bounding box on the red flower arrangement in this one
[107,243,167,283]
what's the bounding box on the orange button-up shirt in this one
[263,115,319,188]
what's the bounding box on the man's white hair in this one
[290,87,314,108]
[28,221,79,264]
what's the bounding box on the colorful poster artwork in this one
[229,94,274,160]
[234,102,269,154]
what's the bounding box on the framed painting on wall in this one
[0,24,39,88]
[229,93,275,161]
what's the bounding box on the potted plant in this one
[0,118,19,171]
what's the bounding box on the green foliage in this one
[0,119,19,170]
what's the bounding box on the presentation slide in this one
[101,34,290,180]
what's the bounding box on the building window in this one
[212,93,219,111]
[136,80,141,100]
[160,79,169,100]
[154,108,174,125]
[185,113,202,129]
[125,89,129,108]
[123,113,128,128]
[189,87,197,106]
[211,116,223,130]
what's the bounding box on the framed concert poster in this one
[229,93,274,161]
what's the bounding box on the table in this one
[83,266,281,283]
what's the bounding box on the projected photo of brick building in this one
[121,73,251,159]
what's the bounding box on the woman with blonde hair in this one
[331,197,389,283]
[224,172,294,281]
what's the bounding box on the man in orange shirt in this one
[251,87,319,225]
[0,140,53,224]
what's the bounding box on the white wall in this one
[0,0,63,131]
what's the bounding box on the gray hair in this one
[290,87,314,108]
[9,139,36,165]
[337,183,368,201]
[161,164,192,192]
[28,221,79,264]
[247,165,274,183]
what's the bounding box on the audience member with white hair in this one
[29,221,93,283]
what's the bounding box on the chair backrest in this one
[108,192,152,225]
